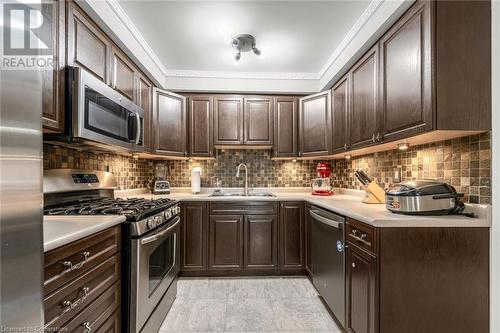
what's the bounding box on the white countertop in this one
[43,215,126,252]
[117,187,492,228]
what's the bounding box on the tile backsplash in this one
[165,150,319,188]
[43,132,491,204]
[333,132,492,204]
[43,145,155,190]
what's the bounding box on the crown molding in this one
[164,70,319,80]
[318,0,383,79]
[105,0,169,77]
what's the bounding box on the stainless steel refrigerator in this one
[0,0,45,329]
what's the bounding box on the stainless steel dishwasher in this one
[309,205,346,328]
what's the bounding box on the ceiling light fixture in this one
[231,34,262,62]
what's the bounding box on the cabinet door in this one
[137,74,152,150]
[188,96,214,157]
[379,1,432,142]
[67,2,110,84]
[299,91,332,157]
[350,45,379,150]
[346,244,377,333]
[152,89,187,156]
[273,97,298,157]
[304,205,312,276]
[244,215,278,270]
[42,0,65,132]
[331,75,350,154]
[244,97,274,145]
[209,215,244,270]
[214,96,244,145]
[111,47,136,101]
[181,202,207,271]
[279,202,305,270]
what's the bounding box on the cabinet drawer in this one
[346,218,377,255]
[44,226,121,295]
[209,201,278,215]
[55,282,121,333]
[44,253,121,328]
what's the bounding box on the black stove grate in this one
[44,197,175,221]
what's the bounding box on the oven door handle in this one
[141,217,180,245]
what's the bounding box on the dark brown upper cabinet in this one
[111,47,136,102]
[331,75,350,154]
[279,202,305,270]
[208,215,244,270]
[298,91,332,157]
[136,73,153,150]
[181,202,207,271]
[244,97,274,146]
[188,96,214,157]
[152,88,187,157]
[273,97,298,158]
[42,0,65,133]
[214,96,244,145]
[67,2,111,84]
[349,45,379,150]
[379,1,432,142]
[244,215,278,270]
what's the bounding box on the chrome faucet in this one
[236,163,249,196]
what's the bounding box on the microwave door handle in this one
[135,112,141,144]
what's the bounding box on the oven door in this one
[131,216,180,332]
[71,66,144,151]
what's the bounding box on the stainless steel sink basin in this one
[209,192,276,197]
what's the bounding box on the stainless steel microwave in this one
[48,66,144,152]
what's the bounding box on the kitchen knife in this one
[359,170,372,184]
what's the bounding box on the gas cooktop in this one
[44,197,176,222]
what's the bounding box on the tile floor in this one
[158,277,342,332]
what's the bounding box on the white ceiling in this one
[116,1,371,75]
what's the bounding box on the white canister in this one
[191,167,202,194]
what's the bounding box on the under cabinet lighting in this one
[132,153,139,159]
[188,158,194,162]
[345,154,352,160]
[398,143,410,151]
[292,159,297,163]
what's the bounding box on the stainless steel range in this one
[44,169,180,333]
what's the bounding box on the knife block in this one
[362,181,386,204]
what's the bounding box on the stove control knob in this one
[174,206,180,214]
[164,209,172,219]
[154,215,162,226]
[147,218,154,229]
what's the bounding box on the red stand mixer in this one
[311,162,334,196]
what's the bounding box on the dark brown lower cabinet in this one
[279,202,305,270]
[208,215,244,270]
[181,202,207,271]
[244,215,278,269]
[346,218,489,333]
[43,226,121,331]
[304,204,312,276]
[346,244,377,333]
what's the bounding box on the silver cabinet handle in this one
[344,143,348,150]
[83,322,92,333]
[141,217,180,245]
[352,262,356,268]
[348,230,372,247]
[376,132,381,142]
[309,210,341,229]
[372,133,376,142]
[63,251,90,271]
[62,286,90,313]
